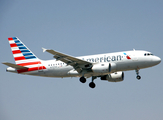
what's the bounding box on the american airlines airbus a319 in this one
[3,37,161,88]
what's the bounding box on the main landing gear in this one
[79,76,97,88]
[79,76,86,83]
[89,76,97,89]
[136,70,141,80]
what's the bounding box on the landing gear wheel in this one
[89,82,96,88]
[136,75,141,80]
[80,77,86,83]
[135,70,141,80]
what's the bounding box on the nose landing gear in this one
[136,70,141,80]
[136,75,141,80]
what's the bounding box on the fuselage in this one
[10,50,160,78]
[4,37,161,88]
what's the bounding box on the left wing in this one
[42,48,92,73]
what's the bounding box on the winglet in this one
[42,47,47,53]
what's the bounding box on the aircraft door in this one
[132,50,138,61]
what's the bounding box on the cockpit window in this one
[144,53,154,56]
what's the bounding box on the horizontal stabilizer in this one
[2,62,28,69]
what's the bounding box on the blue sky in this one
[0,0,163,120]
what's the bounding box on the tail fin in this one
[8,37,41,66]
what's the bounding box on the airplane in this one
[2,37,161,88]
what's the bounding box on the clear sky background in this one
[0,0,163,120]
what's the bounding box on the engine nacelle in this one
[92,63,116,73]
[109,62,116,73]
[101,71,124,82]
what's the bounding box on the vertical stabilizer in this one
[8,37,40,64]
[7,37,46,73]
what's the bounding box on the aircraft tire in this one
[80,77,86,83]
[136,75,141,80]
[89,82,96,88]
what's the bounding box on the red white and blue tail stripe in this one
[8,37,46,73]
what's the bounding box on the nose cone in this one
[153,56,161,65]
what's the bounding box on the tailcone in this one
[6,67,17,73]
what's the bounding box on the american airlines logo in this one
[82,55,123,63]
[82,53,132,63]
[123,53,131,59]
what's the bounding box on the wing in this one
[42,48,92,73]
[2,62,28,69]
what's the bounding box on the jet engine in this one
[101,71,124,82]
[92,63,116,73]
